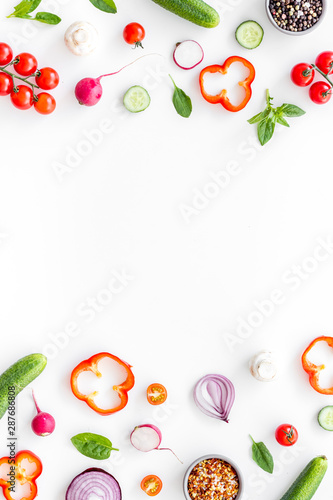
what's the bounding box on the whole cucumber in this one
[149,0,220,28]
[279,456,328,500]
[0,353,47,419]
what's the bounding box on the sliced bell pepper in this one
[302,336,333,395]
[71,352,135,415]
[199,56,255,112]
[0,450,42,500]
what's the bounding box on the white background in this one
[1,0,333,498]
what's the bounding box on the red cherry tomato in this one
[140,475,163,496]
[35,67,59,90]
[0,72,14,96]
[14,53,38,76]
[147,383,167,405]
[309,81,332,104]
[34,92,56,115]
[123,22,145,48]
[315,51,333,75]
[275,424,298,446]
[0,43,13,65]
[290,63,315,87]
[10,85,34,110]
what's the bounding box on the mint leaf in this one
[250,435,274,474]
[169,75,192,118]
[71,432,119,460]
[89,0,117,13]
[258,117,275,146]
[34,11,61,23]
[280,104,306,117]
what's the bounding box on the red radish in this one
[31,390,55,437]
[173,40,204,70]
[130,424,182,463]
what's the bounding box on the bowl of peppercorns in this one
[266,0,327,35]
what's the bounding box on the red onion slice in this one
[194,374,235,423]
[66,468,122,500]
[173,40,204,70]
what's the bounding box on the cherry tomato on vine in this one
[275,424,298,446]
[34,92,56,115]
[0,72,14,96]
[140,475,163,496]
[123,22,145,48]
[147,383,167,405]
[309,81,332,104]
[0,43,13,66]
[10,85,34,110]
[14,53,38,76]
[35,67,59,90]
[290,63,315,87]
[315,51,333,75]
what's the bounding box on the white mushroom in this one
[64,21,99,56]
[249,351,278,382]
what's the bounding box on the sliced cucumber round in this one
[235,20,264,49]
[318,406,333,431]
[123,85,150,113]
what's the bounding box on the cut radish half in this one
[130,424,182,463]
[173,40,204,70]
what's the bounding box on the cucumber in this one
[0,353,47,419]
[235,20,264,49]
[279,456,327,500]
[318,406,333,431]
[149,0,220,28]
[123,86,150,113]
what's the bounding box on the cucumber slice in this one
[235,20,264,49]
[123,85,150,113]
[318,406,333,431]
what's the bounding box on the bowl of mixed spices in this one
[266,0,327,35]
[183,455,243,500]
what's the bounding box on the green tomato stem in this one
[311,64,333,88]
[0,64,40,90]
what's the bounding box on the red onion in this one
[193,374,235,423]
[130,424,182,463]
[66,468,121,500]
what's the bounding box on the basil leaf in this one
[248,108,270,124]
[250,436,274,474]
[26,0,42,13]
[89,0,117,13]
[276,115,290,127]
[169,75,192,118]
[280,103,306,117]
[71,432,119,460]
[7,0,33,18]
[257,117,275,146]
[34,12,61,24]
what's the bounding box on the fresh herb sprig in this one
[248,89,305,146]
[250,435,274,474]
[7,0,61,24]
[169,75,192,118]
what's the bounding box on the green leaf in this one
[250,436,274,473]
[7,0,33,18]
[280,103,306,117]
[276,115,290,127]
[257,117,275,146]
[169,75,192,118]
[71,432,119,460]
[26,0,42,13]
[89,0,117,13]
[34,12,61,24]
[248,108,270,124]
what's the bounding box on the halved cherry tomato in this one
[147,383,167,405]
[140,475,162,496]
[275,424,298,446]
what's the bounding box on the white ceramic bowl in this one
[183,454,243,500]
[265,0,327,36]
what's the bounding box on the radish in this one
[130,424,182,463]
[173,40,204,70]
[31,390,55,437]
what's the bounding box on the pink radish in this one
[31,390,55,437]
[173,40,204,70]
[130,424,182,463]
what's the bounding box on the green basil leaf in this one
[276,115,290,127]
[34,12,61,24]
[280,103,306,117]
[169,75,192,118]
[26,0,43,13]
[257,118,275,146]
[250,436,274,473]
[71,432,119,460]
[7,0,33,18]
[89,0,117,13]
[248,108,271,124]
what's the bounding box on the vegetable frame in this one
[199,56,255,112]
[70,352,135,414]
[302,336,333,395]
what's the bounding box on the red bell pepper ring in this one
[302,336,333,395]
[199,56,255,112]
[71,352,135,415]
[0,450,42,500]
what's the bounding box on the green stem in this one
[0,64,40,90]
[169,74,177,89]
[266,89,272,108]
[311,64,333,88]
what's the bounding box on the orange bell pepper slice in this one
[0,450,42,500]
[301,336,333,395]
[70,352,135,415]
[199,56,255,112]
